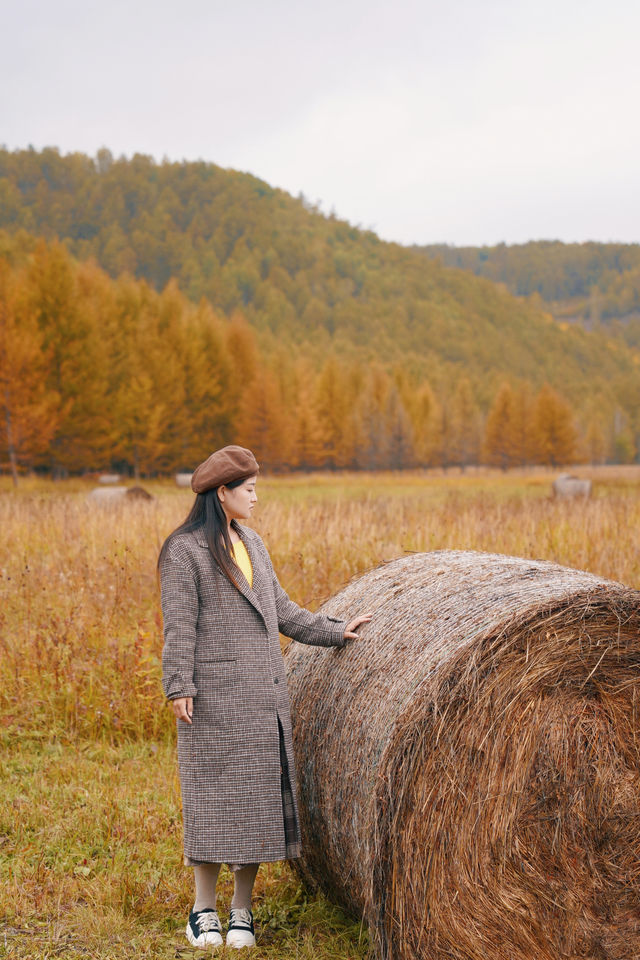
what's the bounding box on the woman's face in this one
[217,475,258,521]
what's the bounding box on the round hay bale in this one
[286,550,640,960]
[87,486,153,504]
[87,486,128,502]
[552,474,592,498]
[125,485,153,501]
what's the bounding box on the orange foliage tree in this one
[0,261,59,483]
[531,384,578,466]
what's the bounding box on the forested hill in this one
[0,147,635,392]
[0,147,639,475]
[418,241,640,338]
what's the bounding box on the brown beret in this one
[191,445,259,493]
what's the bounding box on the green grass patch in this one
[0,732,370,959]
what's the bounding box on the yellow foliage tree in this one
[0,262,59,483]
[484,383,516,469]
[409,380,443,468]
[314,356,359,469]
[180,301,234,466]
[385,385,414,469]
[289,358,323,470]
[448,378,481,469]
[26,241,111,472]
[235,366,289,472]
[585,416,609,465]
[356,366,391,470]
[484,382,537,468]
[532,384,578,466]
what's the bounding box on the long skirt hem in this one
[182,719,300,868]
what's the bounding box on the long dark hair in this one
[158,477,248,586]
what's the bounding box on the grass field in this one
[1,466,639,959]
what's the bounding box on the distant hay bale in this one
[125,485,153,501]
[97,473,121,484]
[87,486,128,502]
[553,473,592,498]
[286,551,640,960]
[175,472,193,488]
[87,486,153,503]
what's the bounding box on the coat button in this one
[274,678,279,684]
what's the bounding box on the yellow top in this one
[231,539,253,588]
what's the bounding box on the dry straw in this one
[285,550,640,960]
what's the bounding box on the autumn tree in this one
[384,385,414,469]
[235,366,289,471]
[181,301,235,464]
[612,408,636,464]
[0,262,58,483]
[483,382,534,468]
[26,241,111,473]
[447,378,482,470]
[356,366,391,470]
[314,356,359,469]
[409,380,443,468]
[108,277,169,477]
[288,358,322,470]
[484,383,516,469]
[585,416,609,465]
[531,384,578,466]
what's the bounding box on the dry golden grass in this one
[1,467,639,958]
[1,467,639,741]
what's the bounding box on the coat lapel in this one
[194,524,266,625]
[232,521,267,621]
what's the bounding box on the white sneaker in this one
[226,907,255,948]
[186,908,223,948]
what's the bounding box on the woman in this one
[159,445,371,950]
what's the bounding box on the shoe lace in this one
[196,910,220,932]
[229,907,252,929]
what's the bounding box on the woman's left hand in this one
[343,612,373,642]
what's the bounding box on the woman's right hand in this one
[171,696,193,723]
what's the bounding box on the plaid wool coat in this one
[160,520,346,864]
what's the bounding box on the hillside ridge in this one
[0,147,634,394]
[418,240,640,342]
[0,147,639,473]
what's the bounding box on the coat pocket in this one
[193,660,243,725]
[194,659,241,684]
[198,658,237,664]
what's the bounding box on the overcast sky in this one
[2,0,639,247]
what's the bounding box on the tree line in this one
[1,237,635,484]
